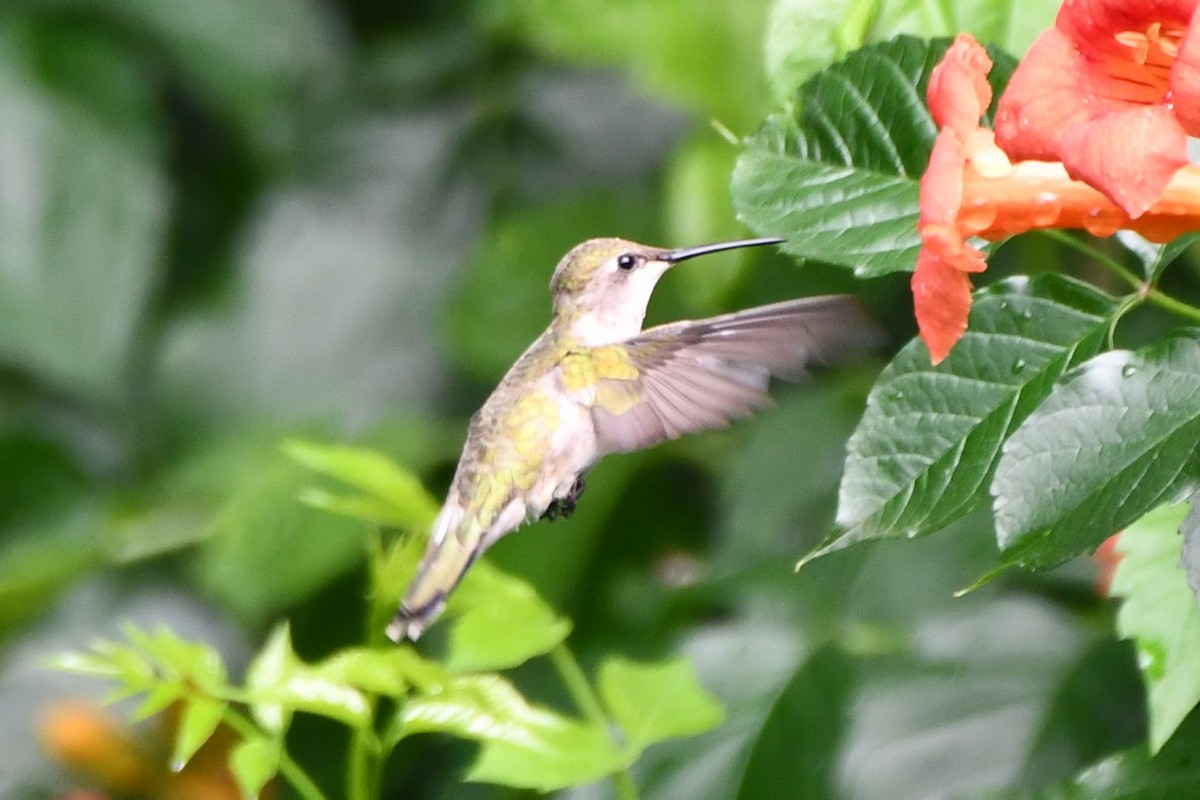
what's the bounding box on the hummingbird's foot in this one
[541,475,586,521]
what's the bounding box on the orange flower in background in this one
[1093,533,1124,596]
[913,30,1200,364]
[39,701,260,800]
[995,0,1200,217]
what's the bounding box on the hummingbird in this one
[387,236,879,642]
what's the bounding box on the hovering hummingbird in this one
[387,236,879,642]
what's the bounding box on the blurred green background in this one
[0,0,1148,798]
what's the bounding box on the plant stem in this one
[550,645,607,726]
[223,709,329,800]
[1040,230,1143,290]
[549,645,641,800]
[347,723,377,800]
[1146,287,1200,324]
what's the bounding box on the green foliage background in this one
[4,0,1200,798]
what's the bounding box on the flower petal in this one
[927,34,994,138]
[1171,8,1200,134]
[1056,0,1196,60]
[912,248,973,365]
[1060,105,1190,217]
[995,28,1126,161]
[920,130,965,227]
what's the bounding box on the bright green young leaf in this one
[810,276,1115,564]
[245,624,298,734]
[120,624,228,693]
[598,656,724,750]
[244,623,372,730]
[734,38,1013,277]
[282,439,439,532]
[171,698,225,770]
[993,335,1200,569]
[444,562,572,673]
[230,734,281,800]
[312,647,446,698]
[465,729,623,793]
[133,684,186,722]
[398,674,626,791]
[266,669,372,729]
[1110,503,1200,753]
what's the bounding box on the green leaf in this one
[735,647,860,800]
[1116,231,1200,283]
[230,734,281,800]
[764,0,1053,102]
[0,515,102,633]
[120,624,227,692]
[733,37,1014,277]
[444,562,572,673]
[244,623,372,729]
[1020,638,1146,787]
[598,656,723,751]
[838,597,1091,800]
[68,0,339,156]
[763,0,877,104]
[993,335,1200,569]
[0,18,166,399]
[810,275,1115,564]
[660,136,748,312]
[282,439,440,531]
[1182,495,1200,609]
[488,0,773,128]
[267,670,371,730]
[714,382,866,573]
[191,463,370,623]
[1027,709,1200,799]
[245,624,297,734]
[1110,503,1200,753]
[398,674,626,791]
[171,698,225,770]
[312,647,446,697]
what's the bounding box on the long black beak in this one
[665,237,785,264]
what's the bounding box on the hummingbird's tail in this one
[386,500,480,642]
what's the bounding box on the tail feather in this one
[386,501,480,642]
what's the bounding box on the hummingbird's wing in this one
[584,296,881,453]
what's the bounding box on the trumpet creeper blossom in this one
[913,32,1200,364]
[996,0,1200,218]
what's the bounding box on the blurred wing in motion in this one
[588,296,882,453]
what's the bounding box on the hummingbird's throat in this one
[564,305,650,345]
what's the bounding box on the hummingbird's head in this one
[550,236,785,345]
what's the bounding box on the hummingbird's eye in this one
[616,253,637,271]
